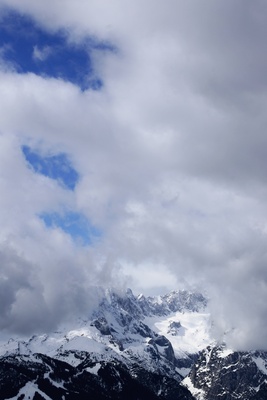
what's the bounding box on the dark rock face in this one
[252,381,267,399]
[150,335,177,365]
[168,321,181,334]
[91,317,113,335]
[186,345,267,400]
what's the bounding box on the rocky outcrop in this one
[184,345,267,400]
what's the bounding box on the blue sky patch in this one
[40,211,102,245]
[0,10,113,90]
[22,145,79,190]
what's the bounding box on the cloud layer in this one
[0,1,267,349]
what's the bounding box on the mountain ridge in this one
[1,287,267,400]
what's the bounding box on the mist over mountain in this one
[1,287,267,400]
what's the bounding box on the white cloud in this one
[32,45,52,62]
[0,1,267,349]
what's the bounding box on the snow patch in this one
[86,363,101,375]
[253,356,267,375]
[217,347,234,358]
[145,311,213,356]
[177,367,191,377]
[6,381,53,400]
[182,376,206,400]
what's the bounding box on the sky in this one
[0,0,267,350]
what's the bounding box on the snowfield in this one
[145,311,213,357]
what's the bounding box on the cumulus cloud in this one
[0,0,267,349]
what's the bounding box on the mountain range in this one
[0,287,267,400]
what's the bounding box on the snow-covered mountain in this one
[0,287,209,399]
[1,287,267,400]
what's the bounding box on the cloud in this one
[32,45,52,62]
[0,1,267,349]
[0,242,105,335]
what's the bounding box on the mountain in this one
[183,345,267,400]
[0,287,208,400]
[2,287,267,400]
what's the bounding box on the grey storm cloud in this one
[0,0,267,350]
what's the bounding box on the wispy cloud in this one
[32,45,52,62]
